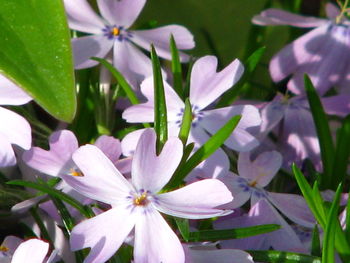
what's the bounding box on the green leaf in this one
[166,115,241,188]
[92,57,139,105]
[151,45,168,154]
[178,98,192,145]
[188,224,280,242]
[30,207,54,246]
[175,218,190,242]
[0,0,76,122]
[7,180,92,218]
[247,250,321,263]
[170,34,183,99]
[322,183,342,263]
[345,192,350,244]
[304,75,335,189]
[216,46,266,107]
[311,225,321,257]
[332,114,350,185]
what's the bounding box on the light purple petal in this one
[269,24,329,89]
[156,179,233,219]
[0,75,31,105]
[121,128,146,156]
[97,0,146,28]
[0,107,31,150]
[113,40,153,88]
[123,76,184,123]
[322,94,350,117]
[187,248,254,263]
[219,172,251,208]
[64,145,133,204]
[115,157,132,174]
[22,130,78,177]
[238,151,282,187]
[259,95,286,136]
[131,25,194,61]
[252,8,328,27]
[0,134,16,167]
[326,3,340,19]
[190,56,244,109]
[200,105,261,152]
[71,207,136,263]
[268,192,316,227]
[11,239,49,263]
[134,209,184,263]
[63,0,105,34]
[72,35,113,69]
[94,135,122,165]
[11,195,47,214]
[1,236,22,254]
[288,24,350,95]
[132,129,183,193]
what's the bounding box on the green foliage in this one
[0,0,76,122]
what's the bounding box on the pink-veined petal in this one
[0,107,31,150]
[238,151,282,187]
[134,208,184,263]
[63,0,105,34]
[97,0,146,28]
[0,75,31,105]
[326,3,340,19]
[72,35,113,69]
[71,207,137,263]
[11,239,49,263]
[22,130,78,177]
[132,129,183,193]
[64,145,133,204]
[252,8,328,27]
[131,25,194,61]
[190,57,244,109]
[268,192,316,228]
[156,179,233,219]
[94,135,122,165]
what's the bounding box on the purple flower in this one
[64,0,194,86]
[122,56,261,178]
[253,3,350,95]
[11,239,55,263]
[0,75,32,167]
[62,129,233,263]
[222,150,315,227]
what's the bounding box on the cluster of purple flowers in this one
[1,1,350,263]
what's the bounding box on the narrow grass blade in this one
[345,192,350,244]
[175,218,190,242]
[166,115,241,188]
[178,98,192,145]
[216,47,266,107]
[7,180,91,218]
[332,114,350,186]
[92,57,139,105]
[311,225,321,257]
[322,184,342,263]
[188,224,280,242]
[151,45,168,154]
[304,75,335,189]
[248,250,321,263]
[170,34,183,99]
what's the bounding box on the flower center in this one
[0,246,8,253]
[102,25,133,41]
[133,192,149,206]
[69,168,84,177]
[175,105,204,128]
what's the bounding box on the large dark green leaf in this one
[0,0,76,122]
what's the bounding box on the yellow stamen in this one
[69,168,84,177]
[0,245,9,252]
[112,27,120,36]
[133,192,148,206]
[248,173,267,187]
